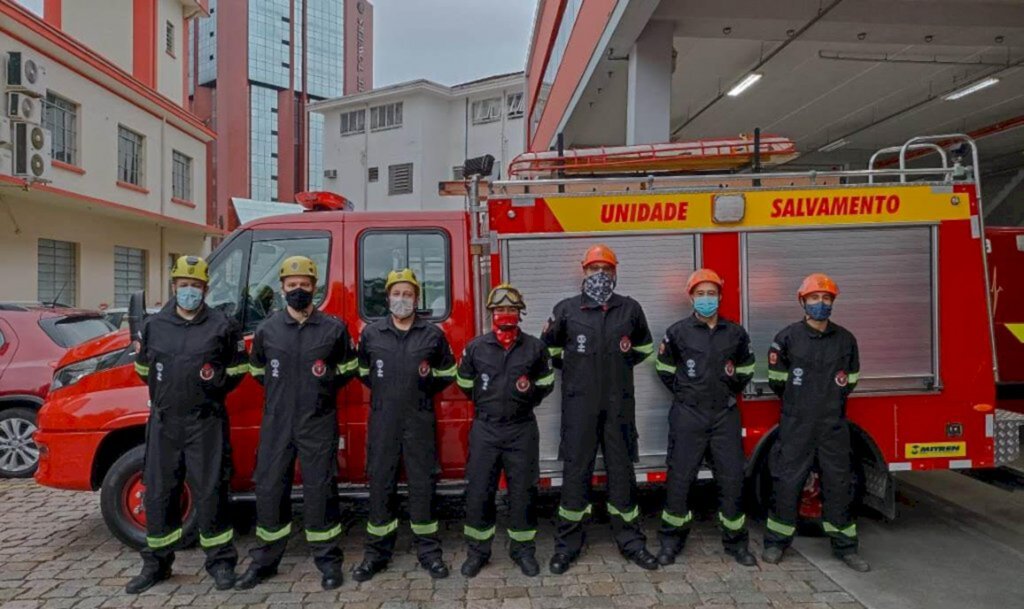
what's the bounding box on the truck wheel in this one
[0,407,40,478]
[100,446,197,550]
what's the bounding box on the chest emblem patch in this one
[576,334,587,353]
[375,359,384,378]
[271,359,281,378]
[418,360,431,378]
[312,359,327,378]
[199,363,215,381]
[835,370,848,387]
[516,375,531,392]
[619,336,632,353]
[155,362,164,382]
[481,373,491,391]
[724,360,735,376]
[686,358,696,378]
[792,367,804,386]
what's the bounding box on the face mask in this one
[175,286,203,311]
[581,271,616,305]
[492,311,521,349]
[285,287,314,311]
[693,295,719,318]
[804,301,833,321]
[389,296,416,319]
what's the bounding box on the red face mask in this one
[492,311,521,349]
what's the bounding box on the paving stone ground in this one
[0,479,865,608]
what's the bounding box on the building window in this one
[43,92,77,165]
[165,21,175,56]
[368,167,379,182]
[506,92,524,119]
[388,163,413,195]
[370,102,403,131]
[37,239,77,307]
[114,246,147,307]
[340,109,366,135]
[472,97,502,125]
[452,166,464,180]
[172,151,192,201]
[117,125,145,186]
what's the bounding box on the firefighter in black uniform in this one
[236,256,358,591]
[542,244,660,574]
[352,268,458,582]
[126,256,248,594]
[654,269,757,567]
[456,284,555,578]
[762,273,869,572]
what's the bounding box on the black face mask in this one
[285,288,314,311]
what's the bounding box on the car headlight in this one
[51,347,135,391]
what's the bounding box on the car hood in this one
[56,328,131,368]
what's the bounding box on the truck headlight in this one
[51,348,135,391]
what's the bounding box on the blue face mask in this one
[176,286,204,311]
[804,301,833,321]
[693,295,719,318]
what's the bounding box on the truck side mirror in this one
[128,291,148,342]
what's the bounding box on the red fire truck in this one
[34,134,1023,548]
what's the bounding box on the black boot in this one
[549,553,574,575]
[727,547,758,567]
[460,555,487,578]
[762,546,784,564]
[210,566,236,591]
[351,558,388,583]
[125,566,171,594]
[321,568,344,590]
[513,553,540,577]
[625,548,659,571]
[422,558,449,579]
[234,565,276,590]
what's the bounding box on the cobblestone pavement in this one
[0,479,865,609]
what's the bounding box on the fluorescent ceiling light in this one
[943,77,1000,101]
[727,73,762,97]
[818,138,849,153]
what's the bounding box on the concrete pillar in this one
[626,20,673,145]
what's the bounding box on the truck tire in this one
[100,445,197,550]
[0,407,40,478]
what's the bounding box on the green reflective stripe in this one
[718,512,746,532]
[366,519,399,537]
[147,528,182,549]
[306,524,343,542]
[456,374,475,389]
[411,521,439,535]
[250,365,266,377]
[608,504,640,523]
[823,522,857,537]
[256,523,292,542]
[226,364,249,376]
[535,372,555,387]
[507,528,537,542]
[661,510,692,528]
[463,524,495,541]
[359,366,370,377]
[558,504,592,522]
[847,372,860,383]
[655,360,677,374]
[734,364,755,375]
[547,347,563,358]
[337,359,359,374]
[632,342,654,355]
[766,517,795,537]
[134,362,150,376]
[200,528,234,548]
[767,370,790,381]
[433,365,457,378]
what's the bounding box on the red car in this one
[0,304,115,478]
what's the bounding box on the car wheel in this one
[0,407,40,478]
[100,445,197,549]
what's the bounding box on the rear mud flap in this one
[862,459,896,521]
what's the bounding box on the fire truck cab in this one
[35,133,1024,548]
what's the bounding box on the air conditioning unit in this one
[12,121,51,182]
[6,51,45,97]
[323,168,338,179]
[6,92,41,124]
[0,116,11,148]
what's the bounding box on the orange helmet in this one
[582,244,618,268]
[797,273,839,300]
[686,268,724,294]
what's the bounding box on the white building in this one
[309,72,525,211]
[0,1,215,309]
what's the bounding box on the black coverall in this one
[247,309,358,575]
[541,293,654,557]
[456,332,555,561]
[357,316,457,564]
[134,301,248,575]
[764,320,861,556]
[654,314,755,555]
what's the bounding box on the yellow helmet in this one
[486,283,526,310]
[170,255,209,283]
[385,268,420,293]
[279,255,319,280]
